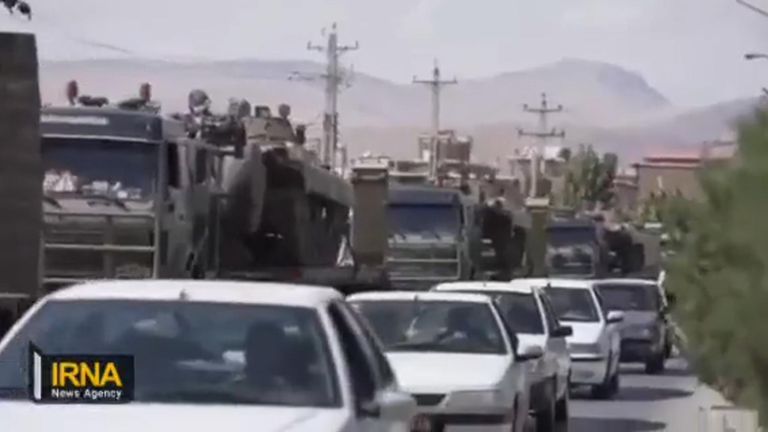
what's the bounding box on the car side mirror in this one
[606,310,625,324]
[358,398,381,418]
[517,344,544,361]
[551,325,573,337]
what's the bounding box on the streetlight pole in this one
[743,53,768,96]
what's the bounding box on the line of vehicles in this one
[0,275,675,432]
[0,34,677,432]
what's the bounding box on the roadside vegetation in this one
[663,106,768,424]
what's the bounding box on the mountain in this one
[39,58,671,127]
[37,57,756,164]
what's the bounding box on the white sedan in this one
[541,279,624,399]
[0,280,417,432]
[348,291,542,432]
[433,281,572,432]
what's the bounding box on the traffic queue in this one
[0,277,674,432]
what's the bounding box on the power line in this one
[413,59,457,181]
[289,22,359,170]
[518,92,565,198]
[736,0,768,18]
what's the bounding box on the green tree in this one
[563,144,618,211]
[665,107,768,424]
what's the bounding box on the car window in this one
[490,302,519,355]
[328,302,377,403]
[435,290,544,335]
[0,299,341,406]
[351,300,507,355]
[544,287,600,323]
[336,301,396,389]
[595,284,660,312]
[537,291,561,334]
[490,292,545,335]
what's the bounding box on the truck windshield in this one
[545,287,600,323]
[42,138,158,200]
[0,300,340,407]
[350,300,506,354]
[389,204,460,239]
[548,227,596,247]
[547,244,595,276]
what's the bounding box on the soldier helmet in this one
[188,89,211,114]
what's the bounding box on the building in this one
[633,141,737,203]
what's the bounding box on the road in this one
[567,358,729,432]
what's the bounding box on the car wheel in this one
[555,377,569,426]
[591,356,618,400]
[645,352,666,374]
[535,380,557,432]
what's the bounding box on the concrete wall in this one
[0,32,42,298]
[636,165,702,202]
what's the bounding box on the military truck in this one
[353,130,530,289]
[545,213,660,279]
[39,82,238,293]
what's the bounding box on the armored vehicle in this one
[174,92,387,293]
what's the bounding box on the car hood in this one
[0,402,350,432]
[386,352,509,392]
[561,321,603,344]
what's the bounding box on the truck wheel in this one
[535,380,557,432]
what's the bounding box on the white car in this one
[348,291,541,432]
[0,280,417,432]
[433,281,572,432]
[539,279,624,399]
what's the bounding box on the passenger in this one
[237,321,317,405]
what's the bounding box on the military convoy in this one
[0,33,662,335]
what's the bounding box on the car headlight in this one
[569,342,602,354]
[447,389,506,407]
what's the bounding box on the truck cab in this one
[40,92,229,293]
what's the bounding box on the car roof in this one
[45,279,343,307]
[434,281,536,295]
[592,278,659,287]
[512,278,595,290]
[347,290,492,304]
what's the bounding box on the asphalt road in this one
[566,358,728,432]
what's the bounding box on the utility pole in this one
[290,23,359,170]
[518,93,565,198]
[413,60,457,181]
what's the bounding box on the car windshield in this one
[545,287,600,323]
[42,138,158,201]
[445,290,544,335]
[389,204,460,240]
[596,284,660,312]
[0,300,340,407]
[547,244,595,276]
[350,300,506,354]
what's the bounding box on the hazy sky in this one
[3,0,768,107]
